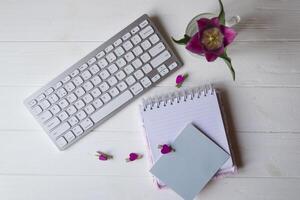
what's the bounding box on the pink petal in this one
[220,25,237,47]
[210,17,220,27]
[161,144,172,154]
[185,33,204,55]
[129,153,138,161]
[205,52,219,62]
[197,18,210,30]
[99,154,108,160]
[176,75,184,84]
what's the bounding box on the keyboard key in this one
[76,110,87,120]
[90,90,133,123]
[99,82,109,92]
[49,94,59,104]
[58,99,69,109]
[75,87,86,97]
[151,74,161,82]
[141,52,151,63]
[106,52,117,63]
[84,105,95,114]
[40,100,51,109]
[101,93,111,103]
[132,46,143,56]
[123,41,133,51]
[157,64,169,76]
[115,70,126,80]
[91,88,101,98]
[125,75,136,86]
[65,82,75,92]
[124,64,134,75]
[131,34,142,45]
[66,93,77,103]
[150,50,171,68]
[113,39,122,47]
[45,88,54,95]
[149,34,160,44]
[74,100,85,109]
[56,137,67,148]
[83,81,94,91]
[66,105,77,115]
[68,116,79,126]
[134,70,144,80]
[46,117,61,131]
[114,46,125,57]
[99,70,110,80]
[64,131,76,142]
[132,58,142,69]
[107,76,118,86]
[130,83,144,95]
[89,64,100,74]
[116,58,126,68]
[117,81,127,91]
[70,69,79,77]
[108,64,118,74]
[73,76,84,86]
[82,94,93,104]
[105,45,114,53]
[37,94,46,101]
[96,51,105,59]
[109,87,119,97]
[124,52,135,62]
[92,99,103,109]
[58,111,69,121]
[141,77,152,88]
[122,32,131,41]
[51,122,70,137]
[141,40,152,50]
[168,62,178,70]
[91,75,102,86]
[80,118,94,130]
[40,111,53,122]
[55,81,63,89]
[149,42,165,57]
[81,70,92,80]
[62,76,71,83]
[49,105,61,114]
[88,57,97,66]
[28,99,37,107]
[57,88,67,98]
[33,106,43,115]
[142,64,152,74]
[131,26,140,34]
[79,63,88,71]
[72,126,84,136]
[98,58,108,68]
[139,26,154,39]
[139,20,148,28]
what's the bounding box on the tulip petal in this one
[197,18,210,30]
[221,25,237,46]
[185,33,204,55]
[210,17,220,27]
[205,52,219,62]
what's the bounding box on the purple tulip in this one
[158,144,175,154]
[126,153,143,162]
[186,17,237,62]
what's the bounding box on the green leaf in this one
[171,34,191,45]
[219,51,235,81]
[218,0,226,25]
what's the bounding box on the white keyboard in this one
[24,14,182,150]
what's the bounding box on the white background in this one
[0,0,300,199]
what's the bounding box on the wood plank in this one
[0,131,299,178]
[1,41,300,86]
[0,176,299,200]
[1,85,300,132]
[0,0,300,41]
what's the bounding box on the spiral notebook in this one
[139,85,236,187]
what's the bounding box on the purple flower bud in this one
[129,153,139,161]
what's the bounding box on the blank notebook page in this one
[140,87,234,176]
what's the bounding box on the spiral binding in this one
[142,85,215,111]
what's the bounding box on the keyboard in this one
[24,14,182,150]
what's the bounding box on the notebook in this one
[139,85,236,187]
[150,123,230,200]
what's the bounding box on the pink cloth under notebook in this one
[139,86,237,188]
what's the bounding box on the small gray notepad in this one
[150,123,229,200]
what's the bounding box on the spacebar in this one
[90,90,133,123]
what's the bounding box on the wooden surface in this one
[1,0,300,199]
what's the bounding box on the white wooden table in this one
[1,0,300,199]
